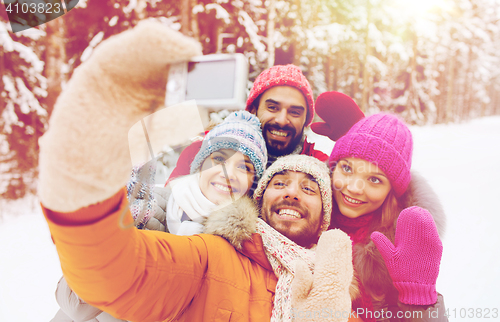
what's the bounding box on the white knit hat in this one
[253,155,332,231]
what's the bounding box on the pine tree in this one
[0,13,48,199]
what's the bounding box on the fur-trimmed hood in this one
[352,170,446,308]
[400,171,446,238]
[203,196,260,250]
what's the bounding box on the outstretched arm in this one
[44,189,209,322]
[38,21,204,321]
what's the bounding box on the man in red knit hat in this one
[245,64,318,161]
[167,64,364,183]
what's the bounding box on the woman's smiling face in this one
[199,149,255,205]
[332,157,392,218]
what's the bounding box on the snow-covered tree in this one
[1,0,500,199]
[0,14,47,199]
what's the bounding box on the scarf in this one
[127,162,157,229]
[166,173,217,235]
[256,219,316,322]
[334,211,374,245]
[332,210,376,322]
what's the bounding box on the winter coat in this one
[50,172,173,322]
[166,137,328,185]
[335,171,448,322]
[43,188,278,322]
[44,188,361,322]
[51,276,124,322]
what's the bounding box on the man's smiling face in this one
[249,86,308,156]
[261,170,323,248]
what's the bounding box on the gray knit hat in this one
[253,155,332,231]
[190,111,268,179]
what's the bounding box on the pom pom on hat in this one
[253,155,332,231]
[329,113,413,197]
[246,64,315,126]
[224,110,261,128]
[190,111,268,179]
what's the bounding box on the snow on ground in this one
[409,117,500,314]
[1,116,500,321]
[0,197,62,322]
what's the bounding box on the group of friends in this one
[41,21,447,322]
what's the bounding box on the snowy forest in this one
[1,0,500,200]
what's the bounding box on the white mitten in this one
[292,229,353,322]
[39,21,202,212]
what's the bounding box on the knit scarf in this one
[127,161,157,229]
[332,210,376,322]
[333,211,374,245]
[166,173,217,235]
[255,219,316,322]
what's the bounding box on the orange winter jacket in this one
[43,189,277,322]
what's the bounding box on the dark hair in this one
[250,93,263,114]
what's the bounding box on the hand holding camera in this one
[38,21,202,213]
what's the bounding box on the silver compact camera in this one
[165,53,248,110]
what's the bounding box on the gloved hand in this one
[127,159,161,230]
[292,229,353,322]
[38,21,202,212]
[310,91,365,141]
[371,206,443,305]
[148,186,170,232]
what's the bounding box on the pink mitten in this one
[310,91,365,141]
[370,206,443,305]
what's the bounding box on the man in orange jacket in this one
[39,21,361,322]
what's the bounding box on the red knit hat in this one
[246,64,315,126]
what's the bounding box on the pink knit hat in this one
[329,113,413,197]
[246,64,315,126]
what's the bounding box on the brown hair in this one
[372,190,400,242]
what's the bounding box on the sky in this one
[1,115,500,321]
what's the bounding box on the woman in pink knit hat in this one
[328,112,449,322]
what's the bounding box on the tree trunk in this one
[325,56,332,91]
[361,0,372,113]
[292,0,303,66]
[446,51,456,123]
[462,46,473,120]
[181,0,190,36]
[333,54,338,92]
[43,17,66,117]
[215,24,223,53]
[409,32,424,122]
[135,0,147,20]
[190,0,200,42]
[267,0,276,68]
